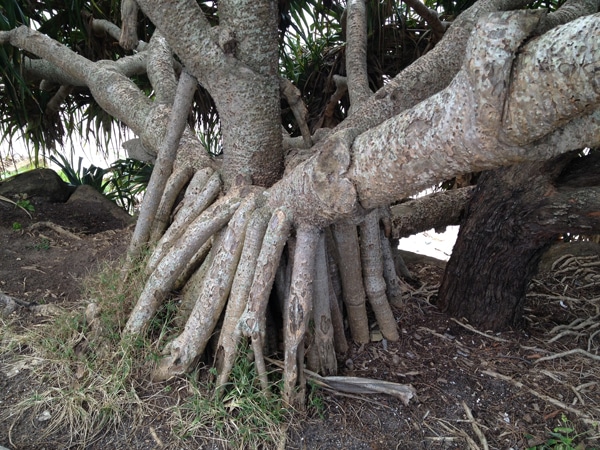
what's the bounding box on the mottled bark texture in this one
[2,0,599,404]
[438,152,600,330]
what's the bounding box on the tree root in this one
[283,226,319,408]
[29,221,82,240]
[123,192,242,336]
[124,181,408,405]
[359,210,399,341]
[152,193,259,381]
[214,207,272,391]
[238,208,292,391]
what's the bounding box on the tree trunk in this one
[438,152,600,330]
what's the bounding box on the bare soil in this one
[1,196,599,450]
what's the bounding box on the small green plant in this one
[16,197,35,212]
[527,414,589,450]
[12,221,22,230]
[33,238,51,250]
[0,194,33,218]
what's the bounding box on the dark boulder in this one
[0,168,74,202]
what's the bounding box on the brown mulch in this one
[1,196,599,449]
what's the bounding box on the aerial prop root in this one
[121,186,405,402]
[122,190,244,337]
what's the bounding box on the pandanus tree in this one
[1,0,599,407]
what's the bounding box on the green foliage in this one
[12,221,21,230]
[527,415,591,450]
[33,238,51,250]
[50,153,151,214]
[15,197,34,212]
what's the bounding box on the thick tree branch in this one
[219,0,279,77]
[120,0,140,50]
[350,11,599,209]
[338,0,534,134]
[390,187,475,239]
[135,0,223,82]
[137,0,284,187]
[502,12,600,145]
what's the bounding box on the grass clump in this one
[0,258,155,448]
[1,257,296,449]
[173,342,294,449]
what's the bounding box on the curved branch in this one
[280,78,312,147]
[536,0,599,33]
[403,0,447,40]
[338,0,534,134]
[146,31,179,104]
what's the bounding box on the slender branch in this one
[128,70,198,262]
[317,75,348,129]
[45,85,73,116]
[390,187,475,239]
[345,0,372,110]
[280,78,312,147]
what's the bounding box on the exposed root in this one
[238,208,292,391]
[151,193,259,380]
[306,234,337,375]
[29,221,82,240]
[331,222,370,343]
[283,226,319,408]
[462,401,489,450]
[215,207,272,391]
[483,369,597,425]
[359,210,399,340]
[150,166,194,242]
[123,193,242,336]
[146,169,220,274]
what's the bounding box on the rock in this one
[67,185,134,226]
[0,168,73,202]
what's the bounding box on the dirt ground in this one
[1,194,599,450]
